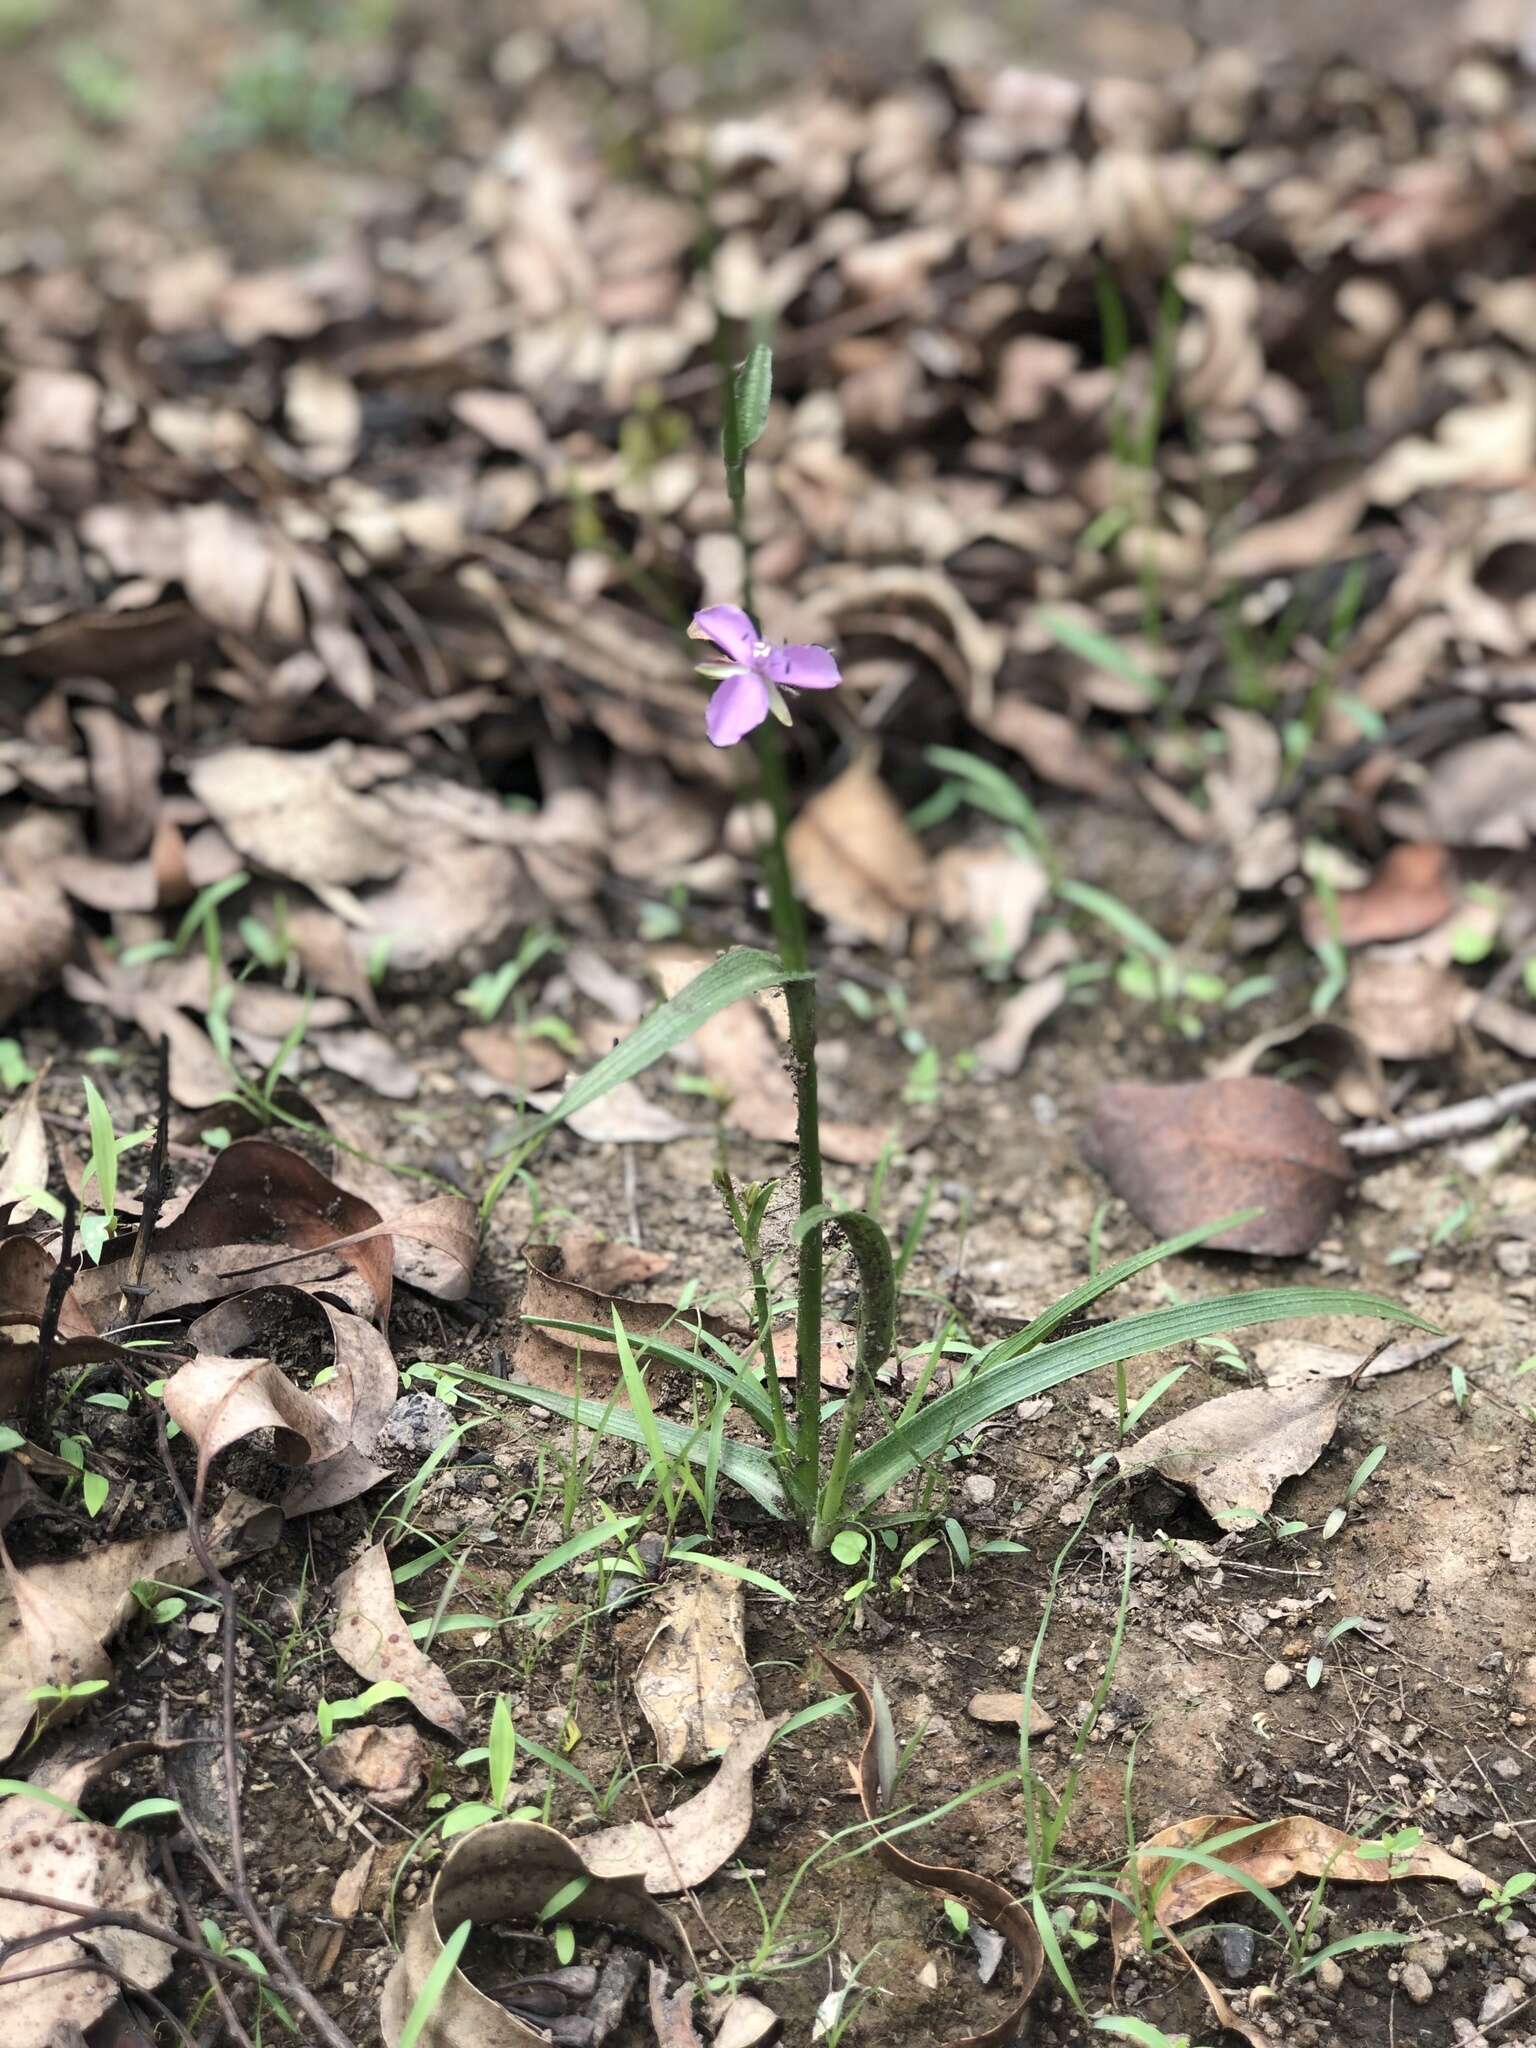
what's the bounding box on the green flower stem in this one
[753,725,825,1510]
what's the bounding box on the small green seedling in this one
[1321,1443,1386,1541]
[55,1433,109,1517]
[26,1676,109,1743]
[1479,1872,1536,1924]
[454,926,562,1024]
[0,1038,34,1090]
[316,1680,410,1743]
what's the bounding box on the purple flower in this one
[688,605,841,747]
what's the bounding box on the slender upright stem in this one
[753,726,824,1507]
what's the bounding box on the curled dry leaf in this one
[651,948,886,1166]
[62,963,232,1113]
[0,1075,48,1219]
[514,1234,740,1399]
[460,1024,570,1093]
[580,1714,782,1894]
[0,1491,279,1761]
[1252,1332,1457,1392]
[785,755,931,950]
[331,1540,467,1739]
[185,1286,399,1515]
[320,1112,478,1300]
[0,1762,175,2042]
[633,1567,764,1771]
[933,841,1048,965]
[381,1818,690,2048]
[975,972,1067,1079]
[163,1351,351,1498]
[1300,842,1457,948]
[1210,1016,1386,1122]
[1111,1813,1489,2048]
[1083,1076,1353,1256]
[819,1651,1042,2048]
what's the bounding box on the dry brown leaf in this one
[513,1235,739,1399]
[331,1540,467,1740]
[1383,731,1536,848]
[967,1691,1055,1737]
[381,1818,689,2048]
[633,1568,764,1771]
[460,1025,570,1093]
[1301,843,1457,948]
[581,1715,782,1894]
[1111,1812,1489,2048]
[975,973,1068,1079]
[1083,1077,1353,1256]
[1252,1333,1457,1391]
[933,841,1048,965]
[72,1136,393,1327]
[0,1492,278,1760]
[62,964,232,1112]
[982,696,1128,799]
[768,1319,855,1390]
[1346,953,1469,1060]
[0,1077,48,1221]
[353,836,524,972]
[1471,993,1536,1061]
[317,1723,428,1811]
[0,881,72,1028]
[162,1353,351,1497]
[820,1652,1042,2048]
[187,743,408,888]
[1214,481,1369,580]
[517,1075,697,1147]
[0,1763,175,2040]
[76,706,163,862]
[313,1027,420,1100]
[1119,1376,1348,1528]
[785,755,931,949]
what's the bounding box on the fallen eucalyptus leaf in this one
[1083,1077,1353,1256]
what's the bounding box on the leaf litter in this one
[4,3,1536,2040]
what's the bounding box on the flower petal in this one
[705,670,771,747]
[766,642,841,689]
[689,605,760,666]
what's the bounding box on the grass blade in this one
[481,947,804,1220]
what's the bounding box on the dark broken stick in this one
[1343,1077,1536,1159]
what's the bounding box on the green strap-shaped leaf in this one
[482,946,804,1219]
[846,1287,1430,1510]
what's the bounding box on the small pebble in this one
[1492,1756,1522,1781]
[1479,1979,1524,2028]
[378,1392,457,1460]
[1313,1958,1343,1996]
[963,1473,998,1508]
[1406,1937,1449,1979]
[1401,1962,1435,2005]
[1216,1925,1256,1983]
[1263,1661,1294,1694]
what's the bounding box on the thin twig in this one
[27,1187,78,1445]
[1343,1077,1536,1158]
[160,1839,258,2048]
[124,1034,172,1313]
[155,1412,359,2048]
